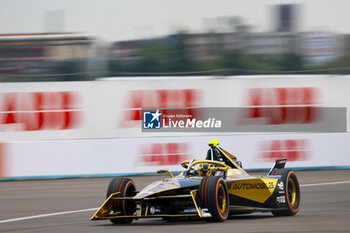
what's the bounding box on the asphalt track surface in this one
[0,170,350,233]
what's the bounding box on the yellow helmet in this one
[198,163,215,176]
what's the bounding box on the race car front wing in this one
[90,190,205,220]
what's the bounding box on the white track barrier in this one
[0,75,349,141]
[1,133,350,179]
[1,75,350,179]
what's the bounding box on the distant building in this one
[110,38,166,61]
[0,33,96,76]
[185,21,250,60]
[297,32,345,65]
[185,31,248,60]
[274,4,299,32]
[109,40,143,61]
[345,34,350,55]
[185,32,223,60]
[246,32,296,58]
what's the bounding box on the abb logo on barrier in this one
[0,92,81,131]
[242,87,321,124]
[120,89,202,127]
[138,143,191,166]
[258,139,310,162]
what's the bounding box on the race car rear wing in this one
[268,159,287,176]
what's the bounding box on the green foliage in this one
[138,42,170,72]
[320,54,350,68]
[217,50,281,74]
[305,53,350,74]
[109,33,349,76]
[109,33,197,74]
[278,53,304,71]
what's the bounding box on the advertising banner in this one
[0,75,350,141]
[2,133,350,179]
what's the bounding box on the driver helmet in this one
[198,163,215,176]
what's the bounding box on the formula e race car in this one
[91,139,300,223]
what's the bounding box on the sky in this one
[0,0,349,42]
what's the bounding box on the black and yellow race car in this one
[91,139,300,223]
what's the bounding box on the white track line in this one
[1,180,350,224]
[0,208,98,224]
[300,180,350,187]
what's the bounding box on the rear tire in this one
[272,169,300,216]
[106,178,136,224]
[199,176,229,222]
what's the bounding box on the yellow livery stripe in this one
[227,179,277,203]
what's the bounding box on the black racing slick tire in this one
[272,169,300,216]
[199,176,229,222]
[106,178,136,224]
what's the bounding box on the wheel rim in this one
[124,182,136,215]
[288,177,297,208]
[217,183,227,215]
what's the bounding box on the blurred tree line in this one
[109,33,350,76]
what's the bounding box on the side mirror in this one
[181,161,189,169]
[157,169,174,178]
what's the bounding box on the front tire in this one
[199,176,229,222]
[272,169,300,216]
[106,177,136,224]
